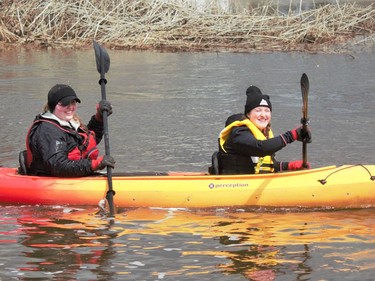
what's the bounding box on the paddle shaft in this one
[300,73,309,168]
[100,79,115,216]
[94,41,115,218]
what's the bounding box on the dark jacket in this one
[219,125,290,174]
[27,113,104,177]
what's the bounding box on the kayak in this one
[1,165,374,209]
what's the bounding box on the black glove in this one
[96,100,113,121]
[281,126,312,145]
[96,155,116,170]
[291,126,312,143]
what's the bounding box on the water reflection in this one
[2,207,374,280]
[0,207,113,280]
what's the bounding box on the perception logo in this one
[209,182,249,189]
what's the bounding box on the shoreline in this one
[1,1,375,53]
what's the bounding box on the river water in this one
[1,47,375,280]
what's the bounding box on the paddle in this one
[93,40,115,218]
[300,73,309,168]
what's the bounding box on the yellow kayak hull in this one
[1,165,374,209]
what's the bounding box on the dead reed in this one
[0,0,374,52]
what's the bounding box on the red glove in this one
[288,160,311,170]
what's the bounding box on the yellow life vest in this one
[219,119,274,173]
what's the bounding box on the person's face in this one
[53,100,78,121]
[247,106,271,130]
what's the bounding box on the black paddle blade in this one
[93,40,110,74]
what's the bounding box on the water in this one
[1,48,374,170]
[1,207,375,280]
[1,47,375,280]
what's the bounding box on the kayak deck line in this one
[317,164,375,185]
[0,165,374,209]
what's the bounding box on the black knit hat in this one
[47,84,81,111]
[244,85,272,114]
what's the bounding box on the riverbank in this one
[1,0,375,53]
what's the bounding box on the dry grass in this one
[0,0,375,52]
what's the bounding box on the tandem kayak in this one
[0,165,374,209]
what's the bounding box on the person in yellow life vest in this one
[216,85,311,175]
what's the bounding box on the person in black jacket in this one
[216,85,311,175]
[23,84,115,177]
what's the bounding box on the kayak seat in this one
[18,150,29,175]
[208,151,220,175]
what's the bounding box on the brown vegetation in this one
[0,0,375,53]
